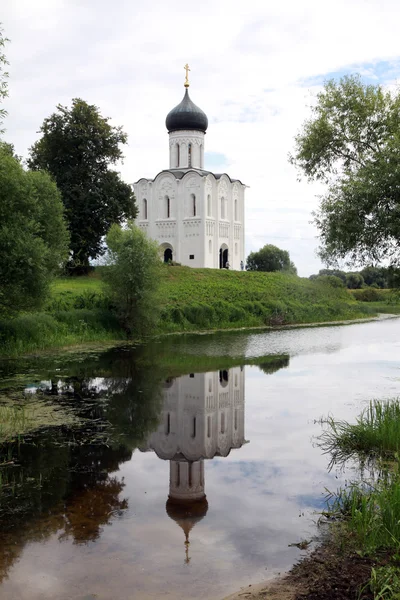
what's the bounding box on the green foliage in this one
[0,24,9,133]
[361,566,400,600]
[320,399,400,463]
[103,222,161,336]
[352,288,384,302]
[28,99,137,271]
[0,310,123,357]
[291,74,400,266]
[0,146,69,316]
[346,272,365,289]
[314,274,345,288]
[156,266,369,332]
[246,244,297,273]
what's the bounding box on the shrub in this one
[103,222,161,336]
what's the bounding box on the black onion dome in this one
[166,89,208,133]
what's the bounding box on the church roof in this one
[134,168,246,186]
[166,89,208,133]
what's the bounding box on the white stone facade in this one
[140,367,246,504]
[134,169,245,269]
[133,92,246,270]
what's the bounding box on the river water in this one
[0,318,399,600]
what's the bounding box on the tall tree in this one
[246,244,297,274]
[0,24,9,134]
[290,75,400,267]
[28,99,137,272]
[0,145,69,315]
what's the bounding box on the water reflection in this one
[140,367,247,562]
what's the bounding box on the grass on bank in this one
[1,266,400,358]
[320,399,400,464]
[321,398,400,599]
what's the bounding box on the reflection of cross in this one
[184,63,190,88]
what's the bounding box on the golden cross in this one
[184,63,190,88]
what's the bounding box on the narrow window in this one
[188,462,192,488]
[188,143,192,167]
[234,198,238,221]
[191,193,196,217]
[221,197,225,219]
[192,417,196,438]
[165,413,171,435]
[207,416,211,438]
[176,143,180,168]
[189,254,194,259]
[220,412,225,434]
[143,198,148,220]
[207,194,211,216]
[209,239,212,254]
[234,409,238,431]
[235,374,238,387]
[235,243,238,255]
[166,195,170,219]
[176,463,180,487]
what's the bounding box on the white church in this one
[140,367,247,561]
[134,66,246,270]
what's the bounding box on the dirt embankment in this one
[222,537,376,600]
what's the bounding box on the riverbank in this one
[1,266,399,358]
[222,535,376,600]
[224,398,400,600]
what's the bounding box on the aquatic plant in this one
[319,399,400,463]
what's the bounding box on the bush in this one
[103,222,161,336]
[352,288,383,302]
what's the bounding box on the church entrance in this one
[164,248,173,263]
[219,246,229,269]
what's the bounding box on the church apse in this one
[139,366,247,562]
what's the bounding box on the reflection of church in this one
[140,367,247,561]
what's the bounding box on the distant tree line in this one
[309,266,400,289]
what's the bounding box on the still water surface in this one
[0,319,399,600]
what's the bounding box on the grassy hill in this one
[1,266,395,357]
[50,266,369,332]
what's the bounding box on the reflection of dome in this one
[166,89,208,133]
[166,496,208,540]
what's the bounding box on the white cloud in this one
[2,0,400,275]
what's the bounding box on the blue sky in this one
[2,0,400,275]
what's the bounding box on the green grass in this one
[0,309,125,358]
[320,399,400,463]
[156,266,372,332]
[2,266,397,358]
[321,399,400,598]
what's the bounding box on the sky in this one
[2,0,400,276]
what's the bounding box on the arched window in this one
[188,143,192,167]
[143,198,148,220]
[209,239,212,254]
[221,197,225,219]
[176,463,180,487]
[208,379,212,392]
[207,194,211,217]
[207,416,211,438]
[200,143,203,168]
[165,195,170,219]
[234,409,238,431]
[234,198,238,221]
[165,413,171,435]
[176,143,180,168]
[235,242,238,255]
[191,193,196,217]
